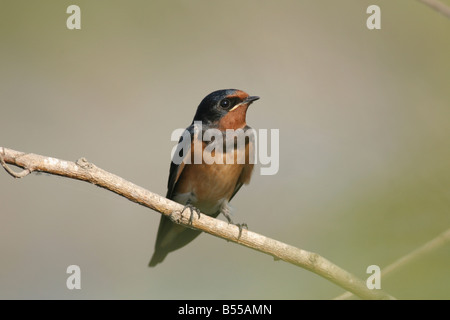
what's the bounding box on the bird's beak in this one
[229,96,260,112]
[244,96,260,104]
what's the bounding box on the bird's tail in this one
[148,249,168,267]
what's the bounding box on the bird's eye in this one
[220,99,231,109]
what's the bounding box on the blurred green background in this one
[1,0,449,299]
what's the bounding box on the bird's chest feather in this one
[173,139,253,213]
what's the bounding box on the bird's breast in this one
[172,139,254,214]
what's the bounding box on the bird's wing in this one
[229,125,255,201]
[149,124,197,267]
[166,124,195,199]
[230,163,254,201]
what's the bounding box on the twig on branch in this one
[0,146,396,300]
[417,0,450,19]
[0,150,31,178]
[334,228,450,300]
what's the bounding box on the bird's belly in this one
[172,163,244,214]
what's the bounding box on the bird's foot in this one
[220,205,247,238]
[221,205,234,224]
[235,222,248,239]
[181,203,201,224]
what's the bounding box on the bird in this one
[149,89,259,267]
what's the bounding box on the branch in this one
[0,147,395,300]
[334,228,450,300]
[417,0,450,19]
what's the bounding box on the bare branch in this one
[0,148,31,178]
[417,0,450,19]
[334,228,450,300]
[0,147,396,300]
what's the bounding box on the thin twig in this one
[334,228,450,300]
[417,0,450,19]
[0,148,31,178]
[0,146,396,300]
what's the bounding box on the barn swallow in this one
[149,89,259,267]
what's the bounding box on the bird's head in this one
[193,89,259,130]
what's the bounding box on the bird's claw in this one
[235,223,248,239]
[181,203,201,224]
[222,211,248,239]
